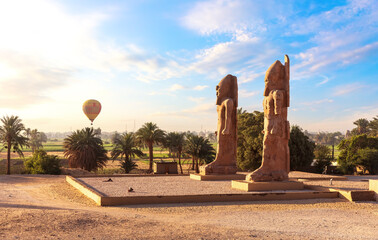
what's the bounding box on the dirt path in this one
[0,175,377,239]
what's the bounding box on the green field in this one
[1,141,170,154]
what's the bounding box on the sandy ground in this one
[79,172,374,197]
[0,175,377,239]
[79,176,316,197]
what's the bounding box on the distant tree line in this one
[236,109,315,172]
[0,116,49,175]
[237,111,378,175]
[1,113,377,175]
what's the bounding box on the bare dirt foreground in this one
[0,175,377,240]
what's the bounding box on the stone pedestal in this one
[232,180,304,192]
[190,173,245,181]
[153,162,178,174]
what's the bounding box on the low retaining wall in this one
[369,179,378,201]
[304,184,375,202]
[66,175,338,206]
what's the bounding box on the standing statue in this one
[200,74,238,175]
[246,55,290,182]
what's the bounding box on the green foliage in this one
[135,122,166,172]
[63,127,108,172]
[356,148,378,174]
[185,134,215,173]
[337,134,378,174]
[368,115,378,137]
[313,131,344,145]
[120,158,138,173]
[110,131,121,144]
[314,144,332,173]
[0,115,29,174]
[237,110,264,171]
[163,132,186,174]
[237,111,315,172]
[352,118,370,135]
[28,129,47,153]
[111,133,143,173]
[24,149,61,174]
[289,125,315,171]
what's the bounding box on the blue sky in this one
[0,0,377,133]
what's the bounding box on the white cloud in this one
[168,84,209,92]
[181,0,288,37]
[316,75,330,86]
[301,99,334,106]
[187,37,278,80]
[181,0,254,36]
[333,83,366,96]
[298,104,378,132]
[193,85,209,91]
[239,90,259,98]
[292,0,378,76]
[181,0,284,80]
[0,0,188,109]
[0,0,113,108]
[148,91,175,96]
[169,84,185,91]
[182,103,214,114]
[151,102,215,118]
[188,97,207,104]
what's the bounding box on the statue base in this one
[199,165,237,175]
[232,180,304,192]
[190,174,246,181]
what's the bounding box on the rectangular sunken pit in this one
[66,175,339,206]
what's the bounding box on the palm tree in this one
[63,127,108,172]
[25,128,31,138]
[111,133,144,173]
[29,129,43,153]
[353,118,370,135]
[368,116,378,137]
[185,135,215,173]
[0,116,29,175]
[135,122,165,173]
[163,132,185,174]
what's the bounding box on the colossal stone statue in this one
[246,55,290,182]
[200,74,238,175]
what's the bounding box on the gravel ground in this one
[1,174,377,240]
[79,176,251,197]
[78,172,376,197]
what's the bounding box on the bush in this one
[237,110,264,171]
[24,150,61,174]
[337,134,378,174]
[120,158,138,173]
[314,144,332,173]
[356,148,378,174]
[289,125,315,171]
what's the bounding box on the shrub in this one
[289,125,315,171]
[120,158,138,173]
[24,149,61,174]
[314,144,332,173]
[237,110,264,171]
[337,134,378,174]
[356,148,378,174]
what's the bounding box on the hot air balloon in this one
[82,99,101,125]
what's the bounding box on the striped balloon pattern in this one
[82,99,101,124]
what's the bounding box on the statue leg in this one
[246,136,288,182]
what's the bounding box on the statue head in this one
[216,74,238,106]
[263,60,286,96]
